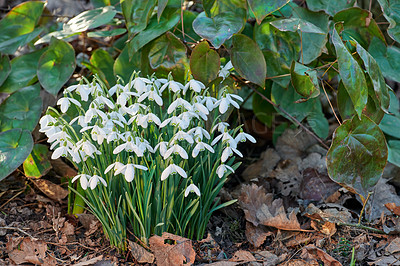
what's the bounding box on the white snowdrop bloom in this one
[120,103,146,116]
[160,116,182,128]
[116,90,138,106]
[39,115,57,130]
[138,89,163,106]
[104,162,125,174]
[151,77,167,88]
[178,111,198,129]
[106,111,127,127]
[188,126,210,141]
[185,183,201,197]
[113,163,148,182]
[132,77,152,94]
[192,102,209,120]
[161,164,187,181]
[216,164,235,178]
[93,95,115,109]
[106,130,121,143]
[51,143,70,159]
[164,144,188,160]
[168,98,192,114]
[85,104,107,123]
[172,131,194,144]
[219,61,233,79]
[212,122,229,133]
[80,125,107,145]
[160,80,184,93]
[113,135,137,154]
[202,96,218,111]
[135,113,161,128]
[154,141,168,157]
[69,115,88,128]
[42,125,62,138]
[108,84,124,96]
[65,84,92,101]
[214,93,243,114]
[235,130,256,143]
[72,174,91,190]
[192,141,214,158]
[221,146,243,163]
[57,97,81,113]
[136,138,154,155]
[211,131,236,146]
[184,79,205,94]
[75,139,101,158]
[48,130,70,144]
[89,174,107,189]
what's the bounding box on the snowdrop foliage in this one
[40,71,255,244]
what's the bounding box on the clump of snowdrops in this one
[39,67,255,251]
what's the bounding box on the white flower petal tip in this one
[184,184,201,197]
[161,164,187,181]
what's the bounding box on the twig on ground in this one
[0,226,38,240]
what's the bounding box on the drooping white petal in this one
[184,183,201,197]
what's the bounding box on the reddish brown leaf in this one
[385,203,400,216]
[229,250,256,262]
[301,244,342,266]
[245,222,273,248]
[6,237,56,265]
[129,240,155,264]
[32,178,68,201]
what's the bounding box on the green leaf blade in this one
[190,41,220,85]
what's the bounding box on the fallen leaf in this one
[366,178,400,221]
[51,158,77,177]
[239,184,303,231]
[275,128,318,160]
[61,221,75,236]
[385,238,400,254]
[310,220,336,236]
[301,244,342,266]
[229,250,256,262]
[245,222,273,248]
[129,240,155,264]
[6,237,56,265]
[242,148,281,181]
[77,213,101,236]
[255,250,280,265]
[285,233,312,247]
[299,168,340,202]
[383,217,400,234]
[149,232,196,266]
[385,203,400,216]
[304,203,352,224]
[31,178,68,201]
[74,255,103,266]
[279,259,319,265]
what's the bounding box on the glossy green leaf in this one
[128,8,180,57]
[23,144,52,178]
[306,0,356,16]
[114,46,143,83]
[388,140,400,168]
[192,12,244,49]
[380,90,400,138]
[175,10,201,42]
[158,0,169,21]
[203,0,216,17]
[91,0,119,8]
[0,55,11,87]
[209,0,247,18]
[121,0,156,36]
[190,41,220,85]
[87,28,127,38]
[333,8,385,49]
[356,42,390,112]
[377,0,400,43]
[37,38,76,95]
[327,114,388,202]
[332,26,368,119]
[0,1,44,54]
[0,84,42,132]
[270,18,325,34]
[247,0,290,24]
[231,34,266,87]
[290,61,320,100]
[65,6,116,32]
[368,38,400,83]
[35,30,79,45]
[90,49,116,86]
[252,82,275,127]
[0,129,34,181]
[307,108,329,139]
[0,48,46,94]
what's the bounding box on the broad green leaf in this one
[0,48,46,94]
[333,8,385,49]
[0,1,44,54]
[306,0,356,16]
[203,0,216,17]
[192,12,244,49]
[87,28,127,38]
[190,41,220,85]
[65,6,116,32]
[356,42,390,112]
[175,10,201,42]
[114,46,142,83]
[332,26,368,119]
[209,0,247,18]
[0,128,34,181]
[290,61,320,100]
[121,0,156,36]
[291,6,329,64]
[368,37,400,83]
[307,108,329,139]
[0,84,42,132]
[35,30,80,45]
[247,0,290,24]
[91,0,119,8]
[270,18,325,34]
[388,140,400,168]
[0,55,11,87]
[231,34,266,87]
[37,38,76,95]
[128,8,180,57]
[23,144,52,178]
[380,90,400,138]
[90,49,116,86]
[327,114,388,203]
[157,0,169,21]
[271,82,315,122]
[252,82,275,127]
[377,0,400,43]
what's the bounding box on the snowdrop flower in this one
[214,93,243,114]
[133,113,161,128]
[185,183,201,197]
[106,129,121,143]
[72,174,91,190]
[116,90,138,106]
[68,84,92,101]
[161,164,187,181]
[136,138,154,155]
[88,174,107,189]
[57,97,81,113]
[178,111,198,128]
[211,131,236,146]
[93,95,115,109]
[51,142,71,159]
[212,122,229,133]
[120,103,146,116]
[69,115,88,128]
[221,145,243,162]
[184,79,205,94]
[89,83,103,96]
[191,102,209,120]
[216,164,235,178]
[85,103,107,123]
[235,129,256,143]
[201,95,218,111]
[154,141,169,157]
[168,98,192,114]
[113,163,148,182]
[192,141,214,158]
[219,61,233,79]
[188,126,210,141]
[113,135,137,154]
[108,84,124,96]
[80,125,107,145]
[75,139,101,159]
[138,89,163,106]
[172,131,194,144]
[160,116,182,128]
[39,115,57,131]
[132,77,152,94]
[104,162,125,174]
[48,130,71,144]
[164,143,188,159]
[160,80,184,93]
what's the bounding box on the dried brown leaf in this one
[301,244,342,266]
[129,240,155,264]
[6,237,56,265]
[229,250,256,262]
[385,203,400,216]
[149,232,196,266]
[245,222,273,248]
[32,178,68,201]
[385,238,400,254]
[51,158,77,177]
[61,221,75,236]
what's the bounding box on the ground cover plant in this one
[0,0,400,264]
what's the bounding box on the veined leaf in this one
[23,144,52,178]
[306,0,356,16]
[368,37,400,83]
[377,0,400,43]
[90,49,116,86]
[0,55,11,87]
[247,0,290,24]
[270,18,325,34]
[290,61,320,100]
[190,41,220,85]
[121,0,156,36]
